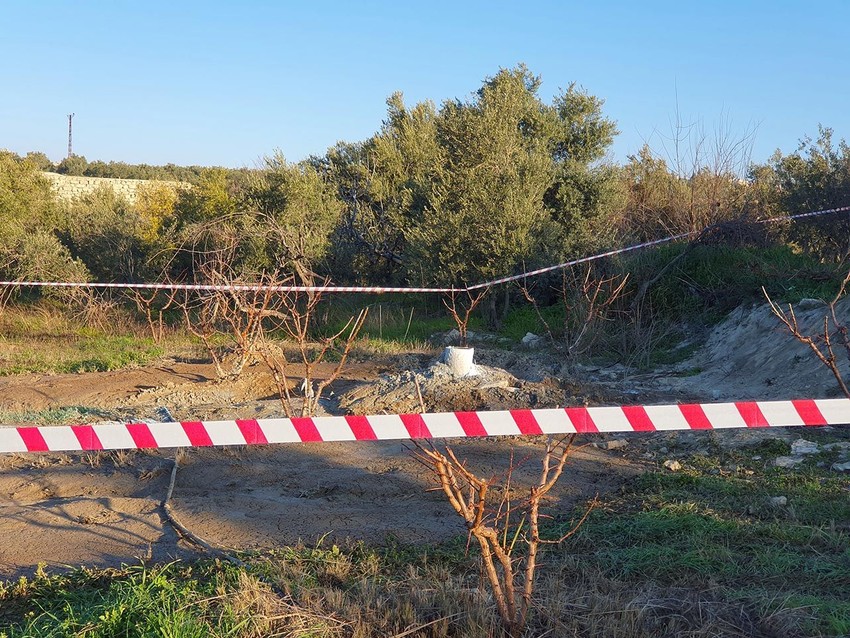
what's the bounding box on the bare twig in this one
[764,281,850,398]
[443,288,489,347]
[519,265,628,357]
[161,452,245,567]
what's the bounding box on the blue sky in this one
[1,1,848,168]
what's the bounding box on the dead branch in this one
[519,265,629,357]
[307,307,368,416]
[764,282,850,399]
[443,288,489,347]
[127,287,180,342]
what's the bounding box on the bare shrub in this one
[256,284,368,417]
[174,266,367,415]
[413,436,595,637]
[70,287,125,333]
[443,289,488,347]
[178,280,275,380]
[519,265,628,357]
[621,112,758,241]
[126,288,180,343]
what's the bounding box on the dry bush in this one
[518,265,628,357]
[127,288,180,343]
[170,255,367,415]
[412,436,595,637]
[178,282,271,379]
[621,113,758,241]
[256,284,367,417]
[164,211,367,413]
[443,289,488,347]
[68,287,125,332]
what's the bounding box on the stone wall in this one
[42,172,187,204]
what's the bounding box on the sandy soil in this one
[0,352,645,579]
[1,298,847,580]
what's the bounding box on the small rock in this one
[441,329,461,345]
[823,442,850,451]
[658,446,668,454]
[791,439,819,455]
[521,332,544,349]
[752,455,762,461]
[595,438,628,451]
[769,496,788,507]
[796,298,825,311]
[774,456,804,469]
[831,461,850,472]
[663,460,682,472]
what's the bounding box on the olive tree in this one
[766,126,850,261]
[240,152,345,285]
[0,151,88,285]
[321,66,621,293]
[403,67,554,288]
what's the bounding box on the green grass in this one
[1,333,164,375]
[565,440,850,636]
[498,302,562,342]
[318,298,484,347]
[0,546,492,638]
[0,406,118,426]
[492,241,846,364]
[0,304,176,375]
[0,561,266,638]
[624,242,842,319]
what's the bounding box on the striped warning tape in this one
[1,399,847,454]
[2,205,848,296]
[0,281,459,294]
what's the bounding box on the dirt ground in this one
[0,352,648,580]
[1,299,847,579]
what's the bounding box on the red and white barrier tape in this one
[2,206,847,296]
[0,281,458,294]
[1,399,847,454]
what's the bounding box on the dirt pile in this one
[339,355,573,414]
[666,297,850,400]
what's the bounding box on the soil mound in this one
[669,297,850,400]
[339,356,573,414]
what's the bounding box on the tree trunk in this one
[502,286,511,323]
[485,291,501,330]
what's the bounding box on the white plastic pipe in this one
[442,346,477,377]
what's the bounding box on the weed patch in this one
[0,304,186,375]
[566,453,850,636]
